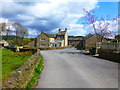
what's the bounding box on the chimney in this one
[59,28,61,32]
[65,28,67,32]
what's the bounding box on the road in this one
[36,48,118,88]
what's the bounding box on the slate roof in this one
[42,32,56,38]
[68,36,84,40]
[84,34,93,40]
[57,31,66,35]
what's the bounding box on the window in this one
[60,36,63,40]
[40,44,45,47]
[69,41,74,46]
[41,38,45,41]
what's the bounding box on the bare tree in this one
[5,24,12,40]
[0,23,7,35]
[20,27,28,39]
[0,23,12,40]
[13,22,29,45]
[20,27,29,45]
[13,22,22,39]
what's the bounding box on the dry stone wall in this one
[2,49,41,88]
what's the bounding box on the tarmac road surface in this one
[36,48,118,88]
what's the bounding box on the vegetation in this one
[2,49,32,81]
[6,38,35,46]
[27,55,44,88]
[110,39,120,42]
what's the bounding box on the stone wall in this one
[100,42,120,51]
[2,49,41,88]
[98,42,120,63]
[99,49,120,63]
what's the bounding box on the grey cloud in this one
[1,1,98,37]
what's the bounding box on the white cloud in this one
[2,0,99,37]
[68,24,86,36]
[0,18,8,23]
[28,28,40,36]
[52,24,86,36]
[68,29,86,36]
[69,24,84,29]
[17,15,35,21]
[0,18,15,30]
[32,1,97,28]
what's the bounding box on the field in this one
[1,49,32,81]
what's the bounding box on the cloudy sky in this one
[0,0,119,38]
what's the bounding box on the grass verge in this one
[2,49,32,81]
[26,55,44,88]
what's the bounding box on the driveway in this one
[36,48,118,88]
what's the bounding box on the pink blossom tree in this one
[82,8,118,42]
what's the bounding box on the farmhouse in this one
[28,28,68,48]
[27,29,109,50]
[68,36,84,49]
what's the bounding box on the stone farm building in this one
[84,34,107,50]
[27,28,108,50]
[68,36,84,49]
[28,29,68,48]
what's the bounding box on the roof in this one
[84,34,107,41]
[84,34,93,40]
[68,36,84,40]
[57,31,66,35]
[42,32,56,38]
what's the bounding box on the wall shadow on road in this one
[60,51,119,63]
[92,55,119,63]
[60,52,90,55]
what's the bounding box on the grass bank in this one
[27,55,44,88]
[2,49,32,81]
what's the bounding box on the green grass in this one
[27,55,44,88]
[1,49,32,81]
